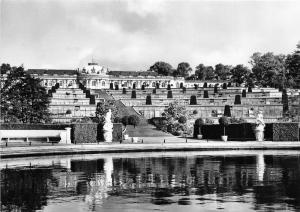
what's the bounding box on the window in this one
[92,80,96,86]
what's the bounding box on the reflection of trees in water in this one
[1,167,57,212]
[1,155,300,211]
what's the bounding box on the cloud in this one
[1,0,300,71]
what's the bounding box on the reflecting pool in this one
[1,150,300,212]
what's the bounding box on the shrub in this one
[122,88,127,94]
[153,88,156,94]
[167,90,173,98]
[131,90,136,99]
[194,84,199,89]
[146,94,152,105]
[222,83,227,89]
[203,82,207,88]
[182,87,186,93]
[128,115,140,128]
[219,116,230,135]
[205,118,215,125]
[156,83,160,89]
[113,117,122,123]
[234,95,241,104]
[115,84,119,90]
[141,84,145,90]
[121,116,129,126]
[81,116,93,123]
[193,110,198,115]
[133,83,136,89]
[66,109,72,115]
[273,123,299,141]
[242,89,246,97]
[72,123,98,143]
[178,116,187,124]
[190,95,197,105]
[204,90,209,98]
[180,83,184,88]
[195,118,205,126]
[110,83,114,90]
[2,115,21,123]
[224,105,231,117]
[227,82,232,87]
[248,87,252,93]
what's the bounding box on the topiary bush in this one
[167,90,173,98]
[133,83,136,89]
[242,89,246,97]
[190,95,197,105]
[122,88,127,94]
[194,84,199,90]
[180,82,184,88]
[222,83,227,89]
[234,95,241,105]
[219,116,230,136]
[141,84,145,90]
[110,83,114,90]
[214,86,218,94]
[153,88,156,94]
[131,90,136,99]
[203,82,207,88]
[167,84,171,90]
[66,109,72,115]
[156,83,160,89]
[204,90,209,98]
[121,116,129,127]
[194,118,205,138]
[224,105,231,117]
[146,94,152,105]
[248,87,252,93]
[182,87,186,93]
[115,84,119,90]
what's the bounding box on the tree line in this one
[148,42,300,88]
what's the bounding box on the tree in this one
[0,63,11,75]
[231,64,251,85]
[128,115,140,128]
[195,64,215,80]
[215,63,232,80]
[95,100,119,123]
[250,52,286,87]
[175,62,192,78]
[285,43,300,88]
[1,66,51,123]
[149,61,173,76]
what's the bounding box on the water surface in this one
[1,150,300,212]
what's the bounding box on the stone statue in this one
[255,111,265,141]
[103,109,113,142]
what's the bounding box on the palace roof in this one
[108,71,158,77]
[27,69,78,75]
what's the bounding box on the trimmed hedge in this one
[71,123,99,143]
[113,123,122,142]
[190,95,197,105]
[167,90,173,98]
[122,88,127,94]
[272,123,299,141]
[0,124,70,130]
[131,90,136,99]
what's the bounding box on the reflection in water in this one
[1,151,300,212]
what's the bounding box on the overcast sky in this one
[1,0,300,71]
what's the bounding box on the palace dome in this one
[82,62,108,75]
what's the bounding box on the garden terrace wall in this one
[133,105,283,119]
[0,124,71,130]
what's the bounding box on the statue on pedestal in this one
[103,109,113,142]
[255,111,265,141]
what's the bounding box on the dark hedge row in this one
[193,123,295,141]
[0,124,70,130]
[1,123,123,143]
